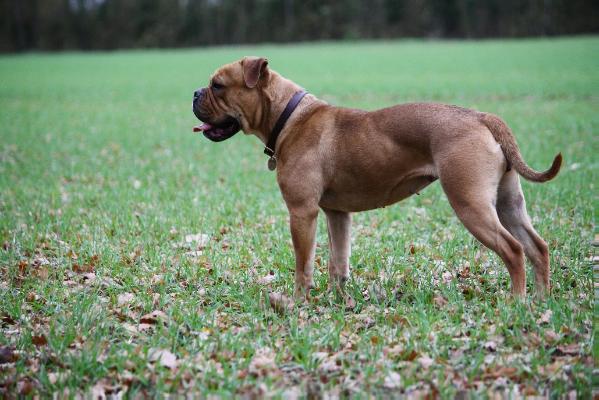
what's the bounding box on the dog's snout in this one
[193,88,206,100]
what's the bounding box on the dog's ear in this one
[242,57,269,88]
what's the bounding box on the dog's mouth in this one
[193,116,241,142]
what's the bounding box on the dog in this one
[192,56,562,300]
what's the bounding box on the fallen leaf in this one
[383,371,402,389]
[257,273,276,285]
[140,310,167,325]
[117,292,135,306]
[402,349,419,361]
[122,323,138,335]
[185,233,210,248]
[483,341,497,352]
[483,366,518,380]
[552,343,580,357]
[537,309,553,325]
[17,379,34,395]
[269,292,294,315]
[149,348,178,369]
[418,355,434,369]
[521,385,537,396]
[457,263,470,278]
[0,347,18,364]
[31,335,48,346]
[442,271,453,284]
[312,352,328,363]
[1,314,16,325]
[433,295,448,307]
[138,323,153,332]
[91,378,122,398]
[544,329,560,343]
[248,347,277,377]
[72,263,94,273]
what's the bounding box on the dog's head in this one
[192,56,270,142]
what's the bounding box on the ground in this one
[0,37,596,398]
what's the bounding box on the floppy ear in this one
[242,56,269,88]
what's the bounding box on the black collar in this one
[264,90,308,158]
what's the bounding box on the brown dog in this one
[192,56,562,300]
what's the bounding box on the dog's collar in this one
[264,90,308,169]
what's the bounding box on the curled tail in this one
[480,113,562,183]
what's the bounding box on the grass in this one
[0,36,597,397]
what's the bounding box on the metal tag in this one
[267,156,277,171]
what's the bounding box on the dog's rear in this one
[479,112,561,296]
[480,113,562,182]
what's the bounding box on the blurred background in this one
[1,0,598,52]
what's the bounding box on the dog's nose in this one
[193,88,205,99]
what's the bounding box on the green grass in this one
[0,36,597,397]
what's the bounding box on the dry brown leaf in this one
[140,310,167,325]
[149,348,178,369]
[17,379,34,395]
[72,263,94,273]
[31,334,48,346]
[248,347,277,377]
[544,329,560,344]
[257,273,276,285]
[402,349,419,361]
[138,323,153,332]
[537,309,553,325]
[538,360,564,376]
[1,314,16,325]
[383,371,402,389]
[521,385,537,396]
[122,323,138,335]
[483,340,497,352]
[441,271,453,284]
[552,343,580,357]
[269,292,294,315]
[433,295,448,307]
[117,292,135,306]
[91,378,122,398]
[0,347,18,364]
[483,366,518,380]
[457,263,470,278]
[418,355,434,369]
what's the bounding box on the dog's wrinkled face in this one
[192,57,269,142]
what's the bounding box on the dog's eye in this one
[211,81,224,90]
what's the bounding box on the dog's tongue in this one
[193,123,212,132]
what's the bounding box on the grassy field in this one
[0,37,597,398]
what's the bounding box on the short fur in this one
[192,57,562,299]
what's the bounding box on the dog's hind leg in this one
[496,170,550,298]
[323,209,351,291]
[446,194,527,297]
[438,139,526,297]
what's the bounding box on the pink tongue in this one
[193,123,212,132]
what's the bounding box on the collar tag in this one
[267,156,277,171]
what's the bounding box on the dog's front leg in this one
[324,209,351,292]
[288,207,318,300]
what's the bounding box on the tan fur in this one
[195,57,562,300]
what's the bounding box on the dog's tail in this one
[480,113,562,183]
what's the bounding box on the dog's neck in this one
[253,71,313,145]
